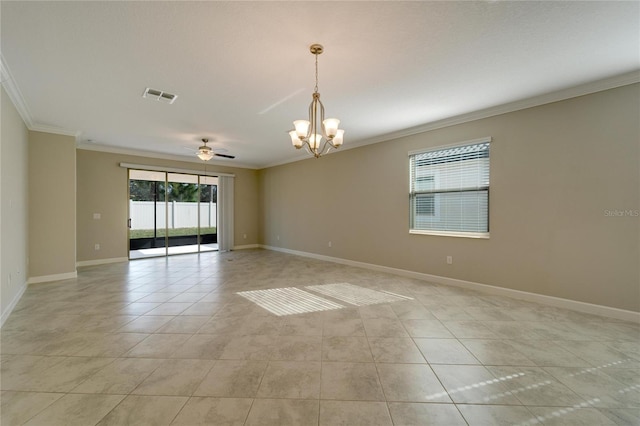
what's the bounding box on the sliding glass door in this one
[199,176,218,252]
[166,173,200,256]
[128,170,167,259]
[128,169,218,259]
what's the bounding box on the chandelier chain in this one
[314,52,319,93]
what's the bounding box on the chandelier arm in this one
[305,140,322,158]
[302,143,314,157]
[312,98,318,141]
[318,140,332,158]
[317,97,327,139]
[307,98,315,140]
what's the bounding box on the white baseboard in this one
[261,245,640,323]
[1,282,27,327]
[76,257,128,267]
[28,271,77,285]
[233,244,260,250]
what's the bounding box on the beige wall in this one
[28,131,77,279]
[76,150,259,263]
[259,83,640,312]
[1,88,29,322]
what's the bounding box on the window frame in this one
[409,137,491,239]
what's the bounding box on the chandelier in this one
[289,44,344,158]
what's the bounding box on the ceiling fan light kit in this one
[195,139,236,161]
[197,139,215,161]
[289,43,344,158]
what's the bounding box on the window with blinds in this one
[409,138,490,237]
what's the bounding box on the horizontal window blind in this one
[410,140,490,235]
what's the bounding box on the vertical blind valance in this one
[410,139,491,235]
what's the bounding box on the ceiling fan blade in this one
[214,153,235,159]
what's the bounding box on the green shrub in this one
[130,227,216,239]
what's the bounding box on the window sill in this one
[409,229,490,239]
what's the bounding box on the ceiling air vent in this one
[142,87,178,104]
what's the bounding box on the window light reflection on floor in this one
[236,287,344,316]
[515,398,603,426]
[424,372,526,401]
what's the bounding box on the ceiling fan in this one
[186,138,235,160]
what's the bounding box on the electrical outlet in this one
[93,213,101,219]
[328,241,332,248]
[447,256,453,265]
[276,235,280,241]
[243,233,247,239]
[94,244,100,251]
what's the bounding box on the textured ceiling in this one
[2,1,638,168]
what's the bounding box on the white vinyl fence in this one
[130,201,217,229]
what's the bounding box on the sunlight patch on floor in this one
[305,283,413,306]
[236,287,345,316]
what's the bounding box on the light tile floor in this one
[1,249,639,425]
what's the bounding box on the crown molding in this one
[2,54,80,137]
[76,142,258,170]
[30,124,80,138]
[1,54,34,128]
[259,152,325,169]
[358,70,640,147]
